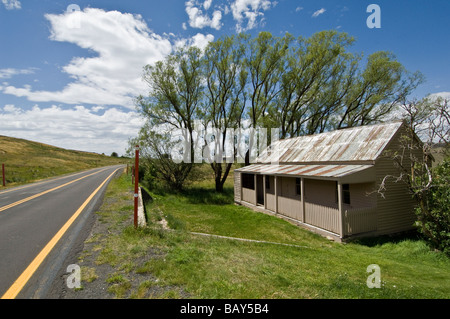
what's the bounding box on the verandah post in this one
[301,177,305,222]
[337,181,344,238]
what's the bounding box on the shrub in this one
[415,158,450,256]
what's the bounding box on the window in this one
[335,181,338,203]
[242,173,255,190]
[265,176,270,190]
[296,178,301,196]
[335,182,351,204]
[343,184,350,204]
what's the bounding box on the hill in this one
[0,135,128,187]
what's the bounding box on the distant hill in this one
[0,135,128,187]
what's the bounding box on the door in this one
[256,175,264,205]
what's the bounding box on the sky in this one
[1,0,449,156]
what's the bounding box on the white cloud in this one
[230,0,275,32]
[429,91,450,100]
[185,0,222,30]
[190,33,215,50]
[203,0,213,10]
[3,104,16,112]
[295,7,303,13]
[0,104,144,155]
[0,68,36,79]
[312,8,326,18]
[2,0,21,10]
[174,33,214,51]
[2,8,174,109]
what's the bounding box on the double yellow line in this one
[1,167,121,299]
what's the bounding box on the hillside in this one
[0,135,128,187]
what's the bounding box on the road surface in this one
[0,165,124,299]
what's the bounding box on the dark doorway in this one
[257,175,264,205]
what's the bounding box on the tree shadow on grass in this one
[180,186,235,205]
[350,230,424,247]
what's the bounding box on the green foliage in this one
[140,160,158,191]
[415,158,450,255]
[392,97,450,256]
[134,46,205,192]
[135,30,420,192]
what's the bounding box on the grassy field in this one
[0,135,128,187]
[72,169,450,299]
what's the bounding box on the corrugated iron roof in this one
[235,163,373,178]
[256,122,403,164]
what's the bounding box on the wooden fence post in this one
[134,146,139,228]
[2,164,5,187]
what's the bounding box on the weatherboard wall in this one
[234,122,420,240]
[374,126,419,236]
[234,171,241,203]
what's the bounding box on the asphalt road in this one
[0,165,124,299]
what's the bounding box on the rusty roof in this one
[236,163,373,178]
[256,122,403,164]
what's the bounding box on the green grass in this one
[0,135,128,188]
[78,169,450,299]
[143,172,450,299]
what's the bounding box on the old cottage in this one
[234,121,421,241]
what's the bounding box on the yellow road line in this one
[0,168,109,213]
[1,167,120,299]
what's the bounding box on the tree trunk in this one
[213,162,232,193]
[215,179,224,192]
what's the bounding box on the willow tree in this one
[244,32,292,163]
[270,30,358,138]
[336,51,424,129]
[136,46,204,190]
[202,34,248,192]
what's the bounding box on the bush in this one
[415,158,450,256]
[141,162,158,191]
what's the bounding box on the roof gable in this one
[256,122,403,164]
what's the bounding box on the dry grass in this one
[0,135,128,187]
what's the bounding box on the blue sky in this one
[1,0,449,155]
